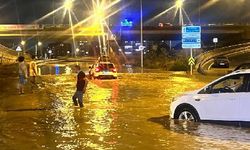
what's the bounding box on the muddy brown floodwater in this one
[1,63,250,150]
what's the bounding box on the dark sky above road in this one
[0,0,249,25]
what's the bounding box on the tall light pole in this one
[140,0,144,73]
[36,41,42,59]
[53,0,55,25]
[21,40,26,55]
[64,0,76,57]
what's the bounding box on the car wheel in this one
[175,107,200,122]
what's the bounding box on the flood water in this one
[1,62,250,150]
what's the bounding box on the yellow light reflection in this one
[84,81,118,149]
[49,75,79,150]
[77,25,103,36]
[65,66,72,75]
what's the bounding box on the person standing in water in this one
[72,65,88,108]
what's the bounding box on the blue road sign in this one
[182,26,201,49]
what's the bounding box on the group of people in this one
[17,56,88,108]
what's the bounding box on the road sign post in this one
[213,37,218,49]
[182,26,201,75]
[16,46,22,56]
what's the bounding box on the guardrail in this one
[0,54,17,65]
[0,44,18,65]
[196,42,250,74]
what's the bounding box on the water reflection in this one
[41,69,119,149]
[46,76,79,150]
[38,61,92,76]
[149,116,250,149]
[84,80,118,149]
[4,65,250,149]
[55,65,60,75]
[65,66,72,75]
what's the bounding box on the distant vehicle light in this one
[125,52,132,55]
[112,68,117,72]
[95,67,100,72]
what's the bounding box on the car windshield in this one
[212,75,244,92]
[199,74,250,94]
[216,57,228,60]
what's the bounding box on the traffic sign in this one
[16,46,22,52]
[213,38,218,43]
[188,57,195,66]
[139,45,145,51]
[182,26,201,49]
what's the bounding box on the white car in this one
[170,69,250,122]
[89,62,117,79]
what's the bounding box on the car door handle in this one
[195,99,200,101]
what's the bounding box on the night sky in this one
[0,0,249,25]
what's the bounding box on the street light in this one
[175,0,185,26]
[76,48,80,52]
[38,41,42,46]
[20,40,26,55]
[64,0,77,57]
[48,50,52,59]
[21,40,26,46]
[176,0,184,8]
[64,0,73,10]
[92,3,107,56]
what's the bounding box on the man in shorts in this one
[18,56,28,94]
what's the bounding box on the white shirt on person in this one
[19,61,28,77]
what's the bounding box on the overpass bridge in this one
[0,24,250,41]
[118,25,250,41]
[0,24,103,39]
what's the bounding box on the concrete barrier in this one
[0,44,31,65]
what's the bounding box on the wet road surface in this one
[1,63,250,150]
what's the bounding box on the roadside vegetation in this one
[140,42,190,71]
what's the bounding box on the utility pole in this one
[53,0,55,25]
[140,0,144,73]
